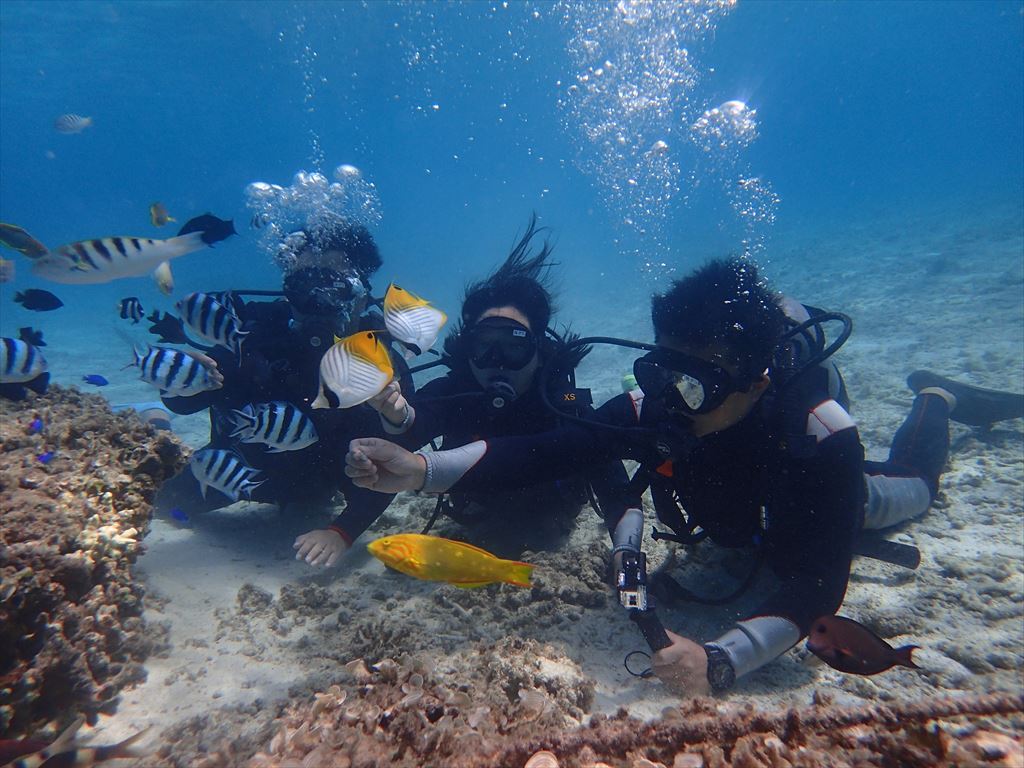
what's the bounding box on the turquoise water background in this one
[1,0,1022,369]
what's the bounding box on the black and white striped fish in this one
[1,337,48,384]
[230,402,319,453]
[54,113,93,134]
[31,232,204,285]
[189,448,264,501]
[132,345,221,397]
[176,292,247,354]
[118,296,144,323]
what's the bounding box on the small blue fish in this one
[82,374,109,386]
[28,417,44,434]
[37,451,55,464]
[169,507,191,527]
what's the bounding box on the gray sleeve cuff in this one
[419,441,487,494]
[380,405,415,435]
[711,616,801,679]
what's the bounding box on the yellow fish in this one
[367,533,533,588]
[383,283,447,357]
[312,330,394,409]
[149,202,176,227]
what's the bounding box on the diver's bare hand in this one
[650,630,711,697]
[346,438,426,493]
[293,528,349,567]
[183,350,225,388]
[368,380,410,427]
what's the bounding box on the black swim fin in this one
[908,370,1024,427]
[853,533,921,570]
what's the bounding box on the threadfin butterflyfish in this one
[312,331,394,409]
[367,533,534,588]
[383,283,447,357]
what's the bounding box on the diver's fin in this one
[853,534,921,570]
[908,370,1024,427]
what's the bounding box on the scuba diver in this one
[154,224,411,554]
[342,257,1024,694]
[306,215,637,563]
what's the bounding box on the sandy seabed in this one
[3,202,1022,767]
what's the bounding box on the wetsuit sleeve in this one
[327,481,397,545]
[751,423,864,636]
[423,393,644,493]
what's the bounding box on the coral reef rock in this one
[0,386,186,736]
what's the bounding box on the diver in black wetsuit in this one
[312,216,635,562]
[154,225,409,558]
[343,257,1024,694]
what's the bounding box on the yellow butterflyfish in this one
[313,330,394,409]
[383,283,447,357]
[367,533,533,588]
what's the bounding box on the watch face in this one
[706,646,736,692]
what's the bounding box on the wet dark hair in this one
[442,217,589,376]
[296,223,382,279]
[651,257,786,379]
[444,215,557,358]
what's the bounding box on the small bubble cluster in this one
[559,0,737,271]
[244,165,382,273]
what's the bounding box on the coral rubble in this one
[0,386,187,736]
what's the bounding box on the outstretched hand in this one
[650,630,711,697]
[368,379,409,427]
[345,438,426,493]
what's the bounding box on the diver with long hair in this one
[343,256,1023,694]
[309,215,636,562]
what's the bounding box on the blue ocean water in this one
[2,0,1024,753]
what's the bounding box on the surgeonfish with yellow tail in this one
[149,202,175,227]
[29,213,235,288]
[0,716,151,768]
[367,533,534,588]
[312,330,394,409]
[0,223,49,258]
[383,283,447,357]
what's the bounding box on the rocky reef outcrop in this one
[0,386,187,736]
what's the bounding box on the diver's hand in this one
[650,630,711,697]
[368,380,410,427]
[183,350,225,388]
[293,528,349,567]
[346,438,426,493]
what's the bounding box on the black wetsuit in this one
[331,366,637,556]
[158,299,401,530]
[418,372,867,637]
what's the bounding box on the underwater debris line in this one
[483,691,1024,767]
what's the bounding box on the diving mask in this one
[283,266,367,318]
[467,316,538,371]
[633,349,761,415]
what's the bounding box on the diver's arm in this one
[714,422,864,680]
[327,480,399,545]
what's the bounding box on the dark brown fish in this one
[807,614,920,676]
[0,223,48,258]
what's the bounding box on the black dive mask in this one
[633,348,758,415]
[283,266,366,318]
[466,316,538,371]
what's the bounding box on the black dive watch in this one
[703,643,736,693]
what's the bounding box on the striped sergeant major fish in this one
[132,345,221,398]
[1,337,49,388]
[0,716,151,768]
[118,296,144,323]
[54,113,93,134]
[176,292,247,354]
[29,213,236,289]
[230,401,319,452]
[189,448,265,501]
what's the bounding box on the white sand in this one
[41,202,1024,752]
